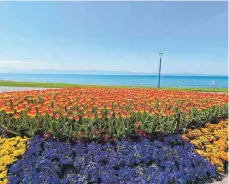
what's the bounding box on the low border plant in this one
[0,136,28,184]
[8,135,217,184]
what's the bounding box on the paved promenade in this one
[0,86,51,93]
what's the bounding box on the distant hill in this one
[0,67,227,77]
[0,68,155,75]
[25,69,153,75]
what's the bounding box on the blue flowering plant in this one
[7,134,218,184]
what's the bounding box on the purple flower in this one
[8,135,217,184]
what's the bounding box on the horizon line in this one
[0,72,228,77]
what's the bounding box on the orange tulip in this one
[55,113,60,120]
[13,113,21,119]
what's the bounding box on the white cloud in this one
[0,60,51,70]
[0,57,227,75]
[0,60,150,72]
[0,60,84,71]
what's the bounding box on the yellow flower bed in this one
[0,136,29,184]
[182,120,228,172]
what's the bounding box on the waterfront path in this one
[0,86,51,93]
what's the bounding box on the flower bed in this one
[1,120,227,183]
[182,119,228,173]
[0,88,227,139]
[0,88,228,183]
[7,135,218,184]
[0,136,28,184]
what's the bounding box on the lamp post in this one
[158,53,163,88]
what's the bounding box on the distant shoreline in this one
[0,73,228,77]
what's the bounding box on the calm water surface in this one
[0,73,228,88]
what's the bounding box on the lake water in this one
[0,73,228,88]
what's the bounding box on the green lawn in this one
[0,80,228,92]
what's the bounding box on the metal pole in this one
[158,57,162,88]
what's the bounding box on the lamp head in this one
[158,53,163,57]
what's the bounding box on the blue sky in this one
[0,2,228,75]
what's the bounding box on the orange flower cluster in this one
[1,88,227,118]
[182,119,228,172]
[0,88,228,138]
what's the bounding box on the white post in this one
[212,80,215,89]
